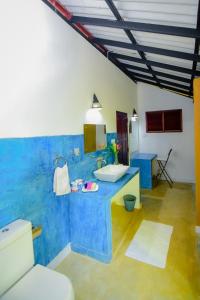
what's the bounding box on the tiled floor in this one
[56,182,200,300]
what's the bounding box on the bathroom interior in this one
[1,0,200,299]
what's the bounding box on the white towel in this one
[53,163,71,196]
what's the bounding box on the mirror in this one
[84,124,107,153]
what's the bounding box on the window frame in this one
[146,109,183,133]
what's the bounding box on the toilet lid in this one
[1,265,74,300]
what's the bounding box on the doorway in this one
[116,111,129,165]
[130,119,139,154]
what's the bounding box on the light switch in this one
[74,147,80,156]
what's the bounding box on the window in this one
[146,109,182,133]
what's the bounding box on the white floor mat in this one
[125,220,173,268]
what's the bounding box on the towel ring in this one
[54,156,67,167]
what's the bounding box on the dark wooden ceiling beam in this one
[135,78,191,97]
[104,0,161,87]
[95,38,200,62]
[122,63,191,83]
[109,55,137,83]
[110,52,200,76]
[72,16,200,39]
[132,74,189,90]
[158,79,189,90]
[131,73,155,81]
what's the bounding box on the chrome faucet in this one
[96,157,107,169]
[101,159,107,167]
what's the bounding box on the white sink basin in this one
[94,164,129,182]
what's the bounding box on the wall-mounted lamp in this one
[131,109,138,121]
[91,94,102,110]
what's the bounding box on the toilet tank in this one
[0,219,34,296]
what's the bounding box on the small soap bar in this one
[91,183,96,190]
[87,182,93,190]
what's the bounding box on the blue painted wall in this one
[0,133,116,265]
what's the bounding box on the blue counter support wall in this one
[0,133,116,265]
[69,167,139,263]
[69,192,112,263]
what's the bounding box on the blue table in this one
[130,152,157,189]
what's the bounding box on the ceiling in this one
[43,0,200,98]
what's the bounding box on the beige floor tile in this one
[56,182,200,300]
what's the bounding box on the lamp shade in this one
[131,109,138,121]
[133,109,138,118]
[91,94,102,110]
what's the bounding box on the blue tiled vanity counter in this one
[69,167,139,263]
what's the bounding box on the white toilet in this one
[0,219,74,300]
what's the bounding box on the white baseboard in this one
[173,179,195,184]
[47,243,71,269]
[196,226,200,235]
[159,178,195,184]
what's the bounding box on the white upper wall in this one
[0,0,137,138]
[138,83,194,183]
